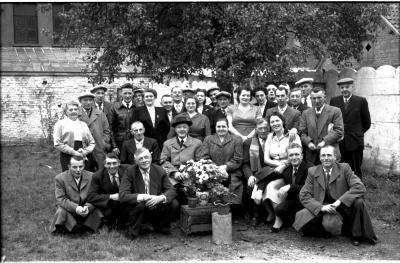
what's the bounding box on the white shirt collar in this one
[122,100,132,108]
[344,94,352,102]
[278,104,288,113]
[315,104,326,114]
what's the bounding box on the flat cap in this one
[133,86,145,93]
[78,92,95,100]
[279,83,290,91]
[295,78,314,86]
[182,87,196,93]
[215,91,232,100]
[171,113,192,128]
[337,77,354,85]
[207,86,220,96]
[90,85,107,93]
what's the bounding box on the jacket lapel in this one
[317,106,329,136]
[329,163,340,185]
[315,165,326,190]
[88,108,99,126]
[143,107,154,128]
[67,171,79,192]
[80,171,89,190]
[135,167,146,194]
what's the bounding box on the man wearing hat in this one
[160,114,202,206]
[295,78,314,108]
[182,86,196,101]
[132,86,145,108]
[206,86,220,108]
[330,78,371,180]
[209,91,232,134]
[108,83,136,155]
[293,145,377,246]
[78,91,111,171]
[91,85,112,120]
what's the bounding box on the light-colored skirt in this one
[251,178,285,205]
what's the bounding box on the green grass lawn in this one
[1,144,399,260]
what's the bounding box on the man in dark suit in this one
[293,145,377,246]
[253,86,277,118]
[50,156,102,234]
[299,87,344,165]
[127,88,170,150]
[206,86,220,108]
[289,87,309,114]
[161,94,174,123]
[209,91,232,134]
[330,78,371,179]
[171,86,186,117]
[119,147,178,239]
[91,85,113,121]
[265,87,301,133]
[108,83,136,155]
[87,153,131,230]
[120,121,160,165]
[295,78,314,108]
[274,143,311,230]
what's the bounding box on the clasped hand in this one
[278,184,290,199]
[321,200,341,214]
[75,205,89,217]
[140,194,164,209]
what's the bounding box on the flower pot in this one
[196,191,210,206]
[187,197,198,208]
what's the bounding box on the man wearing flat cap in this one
[91,85,112,120]
[207,86,220,108]
[78,92,111,171]
[182,86,196,101]
[330,78,371,180]
[209,91,232,134]
[295,78,314,108]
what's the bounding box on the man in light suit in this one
[50,156,102,234]
[295,78,314,108]
[87,153,131,230]
[299,87,344,165]
[119,147,178,239]
[265,87,301,132]
[120,121,160,165]
[78,92,111,171]
[127,88,170,150]
[293,145,377,246]
[171,86,186,117]
[91,85,112,120]
[330,78,371,179]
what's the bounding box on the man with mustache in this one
[330,78,371,180]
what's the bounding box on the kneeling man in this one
[87,152,130,230]
[119,147,178,239]
[50,156,102,234]
[293,145,377,246]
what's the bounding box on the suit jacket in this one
[288,102,309,114]
[119,164,177,204]
[94,101,112,120]
[299,104,344,163]
[108,101,135,148]
[128,106,170,149]
[87,165,130,208]
[172,102,186,117]
[120,137,160,165]
[200,133,243,172]
[54,170,95,213]
[280,160,311,200]
[265,105,301,131]
[330,95,371,151]
[254,100,278,118]
[79,107,111,158]
[160,136,202,176]
[293,162,366,230]
[242,136,267,180]
[209,107,230,134]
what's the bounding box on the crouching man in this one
[293,145,377,246]
[119,147,178,239]
[50,156,102,234]
[87,152,131,230]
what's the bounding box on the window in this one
[13,4,38,44]
[52,3,71,45]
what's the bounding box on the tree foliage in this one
[58,3,389,85]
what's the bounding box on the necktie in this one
[176,104,181,112]
[221,109,226,116]
[143,171,149,194]
[344,98,349,110]
[260,138,266,152]
[112,175,119,188]
[292,167,298,184]
[98,103,103,111]
[324,169,330,192]
[179,139,185,148]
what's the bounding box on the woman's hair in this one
[195,88,207,105]
[185,96,199,109]
[236,83,253,103]
[268,112,288,134]
[64,100,79,114]
[215,117,229,127]
[143,88,158,98]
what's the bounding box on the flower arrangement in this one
[176,159,234,204]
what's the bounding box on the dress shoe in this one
[269,225,284,233]
[352,237,362,246]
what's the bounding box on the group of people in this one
[51,77,377,246]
